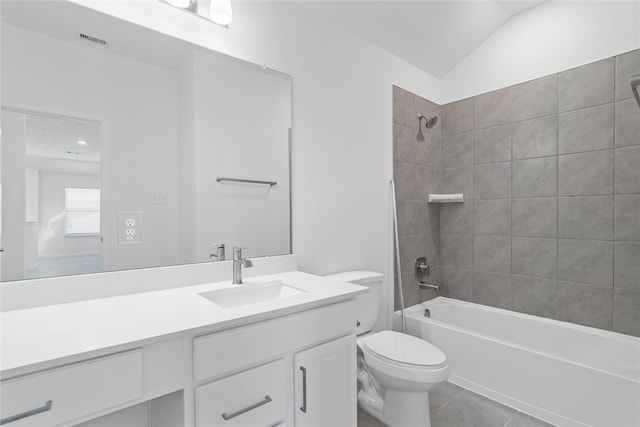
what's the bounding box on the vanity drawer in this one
[196,358,286,427]
[194,300,355,381]
[0,350,143,426]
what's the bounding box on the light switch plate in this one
[151,193,169,205]
[118,211,142,243]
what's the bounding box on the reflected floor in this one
[358,381,555,427]
[25,255,101,279]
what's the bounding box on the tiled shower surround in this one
[392,87,442,309]
[393,49,640,337]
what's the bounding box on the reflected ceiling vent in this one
[76,32,109,47]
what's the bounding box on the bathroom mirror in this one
[0,0,292,282]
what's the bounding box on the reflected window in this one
[65,188,100,235]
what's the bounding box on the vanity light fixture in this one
[77,140,88,145]
[160,0,233,27]
[210,0,233,25]
[165,0,191,8]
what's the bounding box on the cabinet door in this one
[294,335,356,427]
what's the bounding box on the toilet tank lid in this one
[325,271,383,284]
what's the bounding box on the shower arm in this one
[632,74,640,110]
[418,113,438,130]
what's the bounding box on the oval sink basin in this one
[199,281,307,308]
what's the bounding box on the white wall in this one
[177,52,197,265]
[442,1,640,103]
[24,168,40,270]
[1,23,180,273]
[38,172,101,258]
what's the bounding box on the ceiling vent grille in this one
[77,32,109,47]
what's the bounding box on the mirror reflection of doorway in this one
[1,109,102,281]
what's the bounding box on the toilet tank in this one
[325,271,383,335]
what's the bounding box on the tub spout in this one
[419,281,440,293]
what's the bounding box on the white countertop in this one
[1,271,367,377]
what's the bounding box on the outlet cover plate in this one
[118,211,142,244]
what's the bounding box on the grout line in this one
[502,414,515,427]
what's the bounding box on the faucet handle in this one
[415,257,430,277]
[233,246,248,259]
[210,243,226,261]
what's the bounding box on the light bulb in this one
[210,0,232,25]
[165,0,191,9]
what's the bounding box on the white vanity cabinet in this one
[1,270,365,427]
[293,335,357,427]
[193,300,357,427]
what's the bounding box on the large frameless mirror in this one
[0,0,292,282]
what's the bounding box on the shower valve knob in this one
[415,257,430,277]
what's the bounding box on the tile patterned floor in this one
[24,255,101,279]
[358,382,555,427]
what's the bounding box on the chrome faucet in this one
[210,243,226,261]
[232,247,253,284]
[415,256,440,293]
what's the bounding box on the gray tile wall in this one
[393,86,442,309]
[439,49,640,337]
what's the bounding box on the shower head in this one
[418,113,438,130]
[632,74,640,110]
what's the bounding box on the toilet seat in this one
[362,330,446,368]
[359,330,450,388]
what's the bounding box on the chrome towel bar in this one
[216,177,277,186]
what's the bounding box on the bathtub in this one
[395,297,640,427]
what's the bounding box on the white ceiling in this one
[25,114,101,164]
[296,1,546,78]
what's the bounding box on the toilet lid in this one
[362,330,446,367]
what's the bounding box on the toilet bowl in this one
[326,271,449,427]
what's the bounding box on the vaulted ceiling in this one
[297,1,546,78]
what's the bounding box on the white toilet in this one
[326,271,449,427]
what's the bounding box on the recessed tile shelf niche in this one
[428,193,465,203]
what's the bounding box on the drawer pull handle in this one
[1,400,52,425]
[300,366,307,413]
[221,395,272,421]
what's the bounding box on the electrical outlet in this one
[118,211,142,243]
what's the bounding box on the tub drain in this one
[424,308,431,317]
